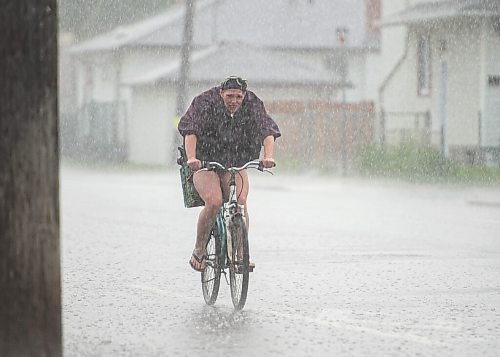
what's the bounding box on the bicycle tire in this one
[201,226,221,305]
[229,215,249,310]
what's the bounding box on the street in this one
[61,166,500,356]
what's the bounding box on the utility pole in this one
[337,27,349,175]
[0,1,61,356]
[173,0,196,159]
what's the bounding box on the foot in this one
[235,254,255,269]
[235,252,256,270]
[189,250,206,272]
[232,260,256,273]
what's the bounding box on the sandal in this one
[232,261,256,273]
[189,251,206,272]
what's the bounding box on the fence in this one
[378,110,497,165]
[379,110,435,149]
[267,101,375,169]
[61,101,128,162]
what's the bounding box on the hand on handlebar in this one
[260,157,276,169]
[187,157,202,171]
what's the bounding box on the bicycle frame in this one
[199,160,273,309]
[201,160,270,269]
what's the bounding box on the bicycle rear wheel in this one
[229,215,249,310]
[201,227,221,305]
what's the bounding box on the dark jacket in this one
[178,86,281,167]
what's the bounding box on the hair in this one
[220,76,247,91]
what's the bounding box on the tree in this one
[0,2,61,356]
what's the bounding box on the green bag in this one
[177,146,204,208]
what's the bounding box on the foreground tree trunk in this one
[0,2,61,356]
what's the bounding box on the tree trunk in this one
[0,2,61,356]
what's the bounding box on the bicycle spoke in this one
[201,228,221,305]
[229,216,249,310]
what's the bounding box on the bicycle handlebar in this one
[199,160,275,174]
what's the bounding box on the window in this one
[493,17,500,37]
[417,35,431,96]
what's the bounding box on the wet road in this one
[61,167,500,356]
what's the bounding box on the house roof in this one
[70,0,215,53]
[71,0,378,53]
[124,43,347,88]
[381,0,500,27]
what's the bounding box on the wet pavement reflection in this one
[62,168,500,356]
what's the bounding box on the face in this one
[220,89,245,114]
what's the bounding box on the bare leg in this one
[192,171,223,260]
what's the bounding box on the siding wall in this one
[482,18,500,147]
[128,86,173,165]
[381,18,488,149]
[438,19,481,147]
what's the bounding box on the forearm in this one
[263,135,275,159]
[184,134,197,159]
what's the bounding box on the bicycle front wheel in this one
[202,227,221,305]
[229,215,249,310]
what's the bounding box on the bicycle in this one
[198,160,273,310]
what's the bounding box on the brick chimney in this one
[366,0,381,34]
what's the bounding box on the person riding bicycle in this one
[178,76,281,272]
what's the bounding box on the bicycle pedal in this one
[232,265,254,274]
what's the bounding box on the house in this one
[124,43,345,164]
[378,0,500,166]
[66,0,381,165]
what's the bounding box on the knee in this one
[204,197,223,213]
[237,198,247,206]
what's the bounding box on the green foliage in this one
[58,0,177,40]
[357,141,500,185]
[273,153,307,171]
